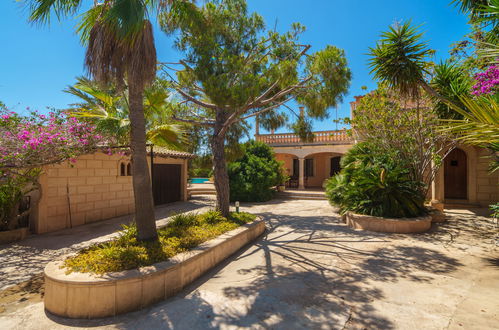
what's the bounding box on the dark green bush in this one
[189,167,212,178]
[325,142,426,218]
[228,140,287,202]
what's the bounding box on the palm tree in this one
[369,20,499,171]
[24,0,179,241]
[368,21,469,111]
[452,0,499,42]
[66,77,185,148]
[452,0,499,60]
[368,22,433,100]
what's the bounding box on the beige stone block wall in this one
[33,152,189,234]
[432,145,498,207]
[34,152,133,234]
[474,148,498,206]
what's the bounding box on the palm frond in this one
[24,0,82,24]
[146,124,185,149]
[440,95,499,146]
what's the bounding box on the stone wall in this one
[432,145,498,207]
[475,147,498,205]
[32,152,187,234]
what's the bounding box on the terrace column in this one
[298,157,305,189]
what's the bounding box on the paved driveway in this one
[0,198,498,329]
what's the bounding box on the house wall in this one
[432,145,498,207]
[275,152,344,188]
[32,151,188,234]
[275,154,294,177]
[272,141,496,206]
[475,147,498,205]
[306,153,329,187]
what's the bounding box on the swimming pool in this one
[189,177,210,184]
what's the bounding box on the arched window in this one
[120,162,126,176]
[127,163,132,176]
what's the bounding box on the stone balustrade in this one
[256,130,351,145]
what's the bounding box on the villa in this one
[257,102,498,208]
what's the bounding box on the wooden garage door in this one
[444,148,467,200]
[152,164,181,205]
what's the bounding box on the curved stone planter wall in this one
[44,219,266,319]
[345,212,432,233]
[0,227,29,245]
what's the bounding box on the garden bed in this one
[44,212,266,318]
[0,227,29,245]
[344,212,432,233]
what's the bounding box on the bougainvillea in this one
[0,108,106,230]
[0,108,103,169]
[472,65,499,95]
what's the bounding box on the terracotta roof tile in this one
[148,146,195,159]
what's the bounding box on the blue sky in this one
[0,0,470,134]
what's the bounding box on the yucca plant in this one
[326,142,426,218]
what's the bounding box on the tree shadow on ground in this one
[483,257,499,269]
[204,212,462,329]
[411,210,498,251]
[41,201,462,329]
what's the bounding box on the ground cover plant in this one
[63,210,256,274]
[325,142,426,218]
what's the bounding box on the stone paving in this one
[0,197,498,329]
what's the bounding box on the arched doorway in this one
[330,156,341,176]
[444,148,467,199]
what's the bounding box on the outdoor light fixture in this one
[235,201,240,213]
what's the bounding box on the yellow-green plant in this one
[440,95,499,171]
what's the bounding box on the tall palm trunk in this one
[129,82,158,241]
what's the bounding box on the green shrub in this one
[198,210,225,224]
[325,142,426,218]
[189,168,212,178]
[490,203,499,219]
[228,140,287,202]
[63,211,257,274]
[168,212,200,227]
[0,168,40,231]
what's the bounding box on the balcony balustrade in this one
[256,130,352,145]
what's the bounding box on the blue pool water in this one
[190,178,210,184]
